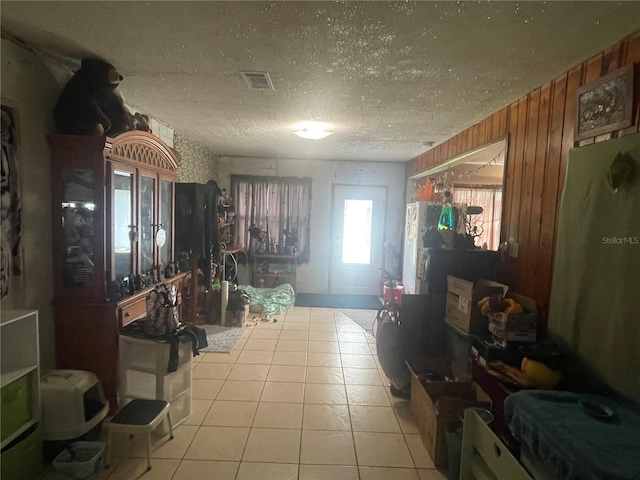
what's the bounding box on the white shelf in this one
[1,309,40,451]
[1,365,38,389]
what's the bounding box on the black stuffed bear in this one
[54,58,133,136]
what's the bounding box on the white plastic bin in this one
[39,370,109,441]
[118,335,192,434]
[118,334,191,373]
[53,441,105,480]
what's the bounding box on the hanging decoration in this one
[456,149,505,180]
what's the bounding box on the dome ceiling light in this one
[293,121,334,140]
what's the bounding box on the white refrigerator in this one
[402,201,430,294]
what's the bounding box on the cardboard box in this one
[445,276,508,334]
[225,304,249,327]
[407,358,491,468]
[487,293,537,347]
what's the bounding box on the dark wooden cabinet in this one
[48,132,186,409]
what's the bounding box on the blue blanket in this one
[505,390,640,480]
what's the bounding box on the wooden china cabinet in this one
[48,131,187,409]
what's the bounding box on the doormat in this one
[294,294,382,310]
[200,325,246,353]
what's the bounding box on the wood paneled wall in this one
[407,31,640,335]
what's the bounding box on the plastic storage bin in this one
[118,334,192,373]
[53,441,105,480]
[118,335,192,433]
[1,372,33,443]
[121,361,191,401]
[0,424,42,480]
[40,370,109,441]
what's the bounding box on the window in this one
[231,175,311,263]
[452,185,502,250]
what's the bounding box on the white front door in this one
[329,185,387,295]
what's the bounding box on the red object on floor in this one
[383,283,403,306]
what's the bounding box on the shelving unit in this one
[218,203,235,249]
[118,334,192,434]
[48,131,186,410]
[1,309,42,480]
[1,310,40,448]
[253,254,297,289]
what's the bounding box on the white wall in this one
[1,40,60,368]
[218,157,407,293]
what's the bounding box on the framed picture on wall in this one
[575,64,634,141]
[1,103,23,298]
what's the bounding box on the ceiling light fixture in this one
[293,121,334,140]
[294,129,334,140]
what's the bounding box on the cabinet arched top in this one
[105,131,181,173]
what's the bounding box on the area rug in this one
[199,325,246,353]
[339,308,379,335]
[294,293,382,310]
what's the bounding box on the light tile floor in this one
[42,307,447,480]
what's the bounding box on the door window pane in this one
[341,199,372,264]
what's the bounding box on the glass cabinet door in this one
[159,179,173,270]
[112,169,134,283]
[139,173,156,275]
[61,169,95,286]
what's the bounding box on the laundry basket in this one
[52,441,105,480]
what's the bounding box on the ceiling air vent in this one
[240,71,274,90]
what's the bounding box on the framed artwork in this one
[1,103,22,298]
[575,64,634,141]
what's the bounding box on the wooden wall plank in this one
[534,74,568,318]
[584,53,603,82]
[501,102,519,245]
[508,97,529,244]
[557,65,583,211]
[518,88,541,297]
[525,83,551,303]
[499,107,509,138]
[623,31,640,63]
[601,42,623,74]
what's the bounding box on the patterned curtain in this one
[231,175,311,263]
[452,184,502,250]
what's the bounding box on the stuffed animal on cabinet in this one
[54,58,134,136]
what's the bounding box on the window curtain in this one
[231,175,311,263]
[452,185,502,250]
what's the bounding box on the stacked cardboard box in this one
[406,357,491,468]
[487,294,537,347]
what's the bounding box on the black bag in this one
[373,304,411,391]
[144,283,180,336]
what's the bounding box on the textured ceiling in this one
[2,1,640,163]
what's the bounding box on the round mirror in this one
[155,228,166,248]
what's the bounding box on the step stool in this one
[105,399,173,471]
